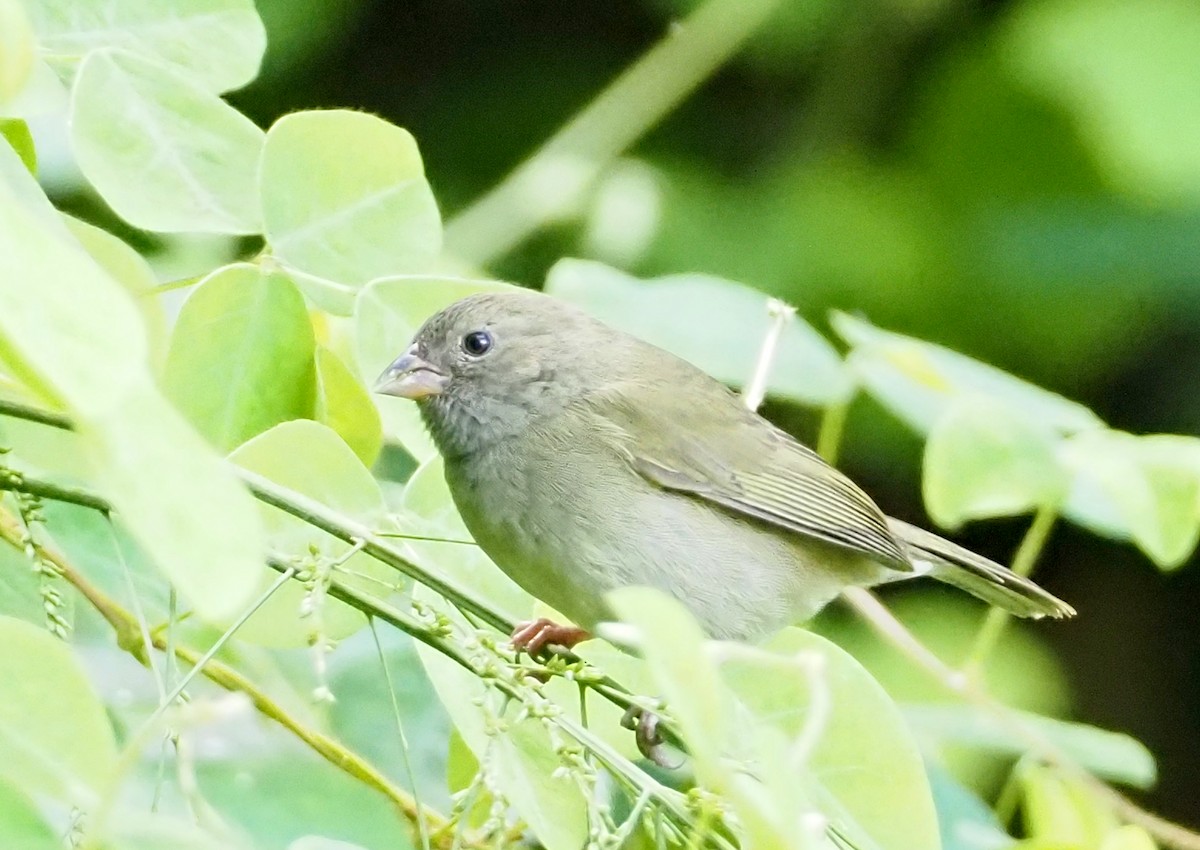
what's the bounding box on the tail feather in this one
[887,518,1075,619]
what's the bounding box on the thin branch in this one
[0,505,462,845]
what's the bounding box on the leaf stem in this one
[815,399,851,465]
[962,505,1058,674]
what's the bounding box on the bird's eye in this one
[461,330,494,357]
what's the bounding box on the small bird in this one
[376,289,1074,652]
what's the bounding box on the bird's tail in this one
[888,518,1075,619]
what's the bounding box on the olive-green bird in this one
[375,289,1074,651]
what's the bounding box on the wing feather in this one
[586,383,912,571]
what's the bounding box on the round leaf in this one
[547,259,852,406]
[163,264,316,453]
[723,628,942,850]
[261,110,442,286]
[24,0,265,93]
[354,276,518,461]
[314,345,382,467]
[832,312,1102,436]
[228,420,392,646]
[0,616,118,802]
[71,48,264,233]
[923,396,1066,529]
[1059,430,1200,568]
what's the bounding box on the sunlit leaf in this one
[831,312,1102,435]
[548,259,853,406]
[0,778,60,849]
[354,276,517,462]
[0,0,34,102]
[314,345,382,467]
[0,616,118,802]
[1099,826,1158,850]
[0,147,264,621]
[261,110,442,286]
[24,0,266,93]
[0,118,33,172]
[904,704,1156,789]
[228,420,393,646]
[163,264,316,453]
[723,627,942,850]
[62,214,167,368]
[1059,430,1200,568]
[71,49,264,233]
[923,396,1066,529]
[1020,763,1117,846]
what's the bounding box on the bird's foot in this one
[620,705,680,769]
[510,618,590,656]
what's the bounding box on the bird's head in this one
[375,289,629,457]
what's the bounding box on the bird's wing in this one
[583,380,912,572]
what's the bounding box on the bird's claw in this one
[510,618,590,657]
[620,705,679,768]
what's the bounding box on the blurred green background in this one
[48,0,1200,828]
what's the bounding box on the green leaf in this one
[547,259,852,406]
[0,616,118,802]
[261,110,442,286]
[354,276,518,462]
[1020,763,1117,846]
[0,118,34,172]
[196,754,413,850]
[0,542,57,628]
[904,704,1157,789]
[24,0,266,94]
[163,264,316,453]
[1059,430,1200,568]
[922,396,1066,529]
[62,214,167,367]
[70,48,264,234]
[289,839,371,850]
[831,312,1102,436]
[0,146,265,621]
[924,764,1011,850]
[611,588,940,850]
[0,0,35,102]
[1004,0,1200,204]
[0,778,60,850]
[228,420,393,646]
[1099,826,1158,850]
[101,811,250,850]
[726,627,942,850]
[314,345,382,467]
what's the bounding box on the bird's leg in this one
[620,705,679,768]
[509,617,590,656]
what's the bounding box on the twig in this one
[742,298,794,412]
[0,505,462,845]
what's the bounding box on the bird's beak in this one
[374,344,449,400]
